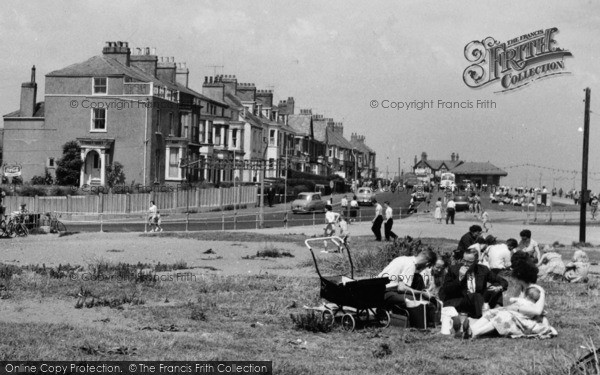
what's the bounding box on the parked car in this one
[413,185,428,201]
[356,187,376,206]
[453,195,469,212]
[291,192,327,213]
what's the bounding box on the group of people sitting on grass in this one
[377,225,593,339]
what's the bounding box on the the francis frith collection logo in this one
[463,27,573,92]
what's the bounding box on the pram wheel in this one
[341,314,355,332]
[375,309,391,328]
[322,310,335,327]
[355,310,369,322]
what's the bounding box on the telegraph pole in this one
[579,87,591,243]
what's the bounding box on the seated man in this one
[454,225,483,261]
[378,248,438,311]
[440,249,508,318]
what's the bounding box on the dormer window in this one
[93,77,107,94]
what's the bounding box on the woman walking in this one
[434,197,443,224]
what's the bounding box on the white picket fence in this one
[2,186,258,214]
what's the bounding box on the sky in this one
[1,0,600,191]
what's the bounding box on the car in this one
[413,185,428,201]
[291,192,327,213]
[356,187,376,206]
[453,195,469,212]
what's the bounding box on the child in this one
[338,214,349,238]
[480,210,491,233]
[152,212,163,232]
[508,286,540,310]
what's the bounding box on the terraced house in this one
[3,41,377,187]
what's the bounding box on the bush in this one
[290,311,331,333]
[106,162,125,188]
[55,141,82,186]
[11,176,23,185]
[19,185,47,197]
[30,169,53,185]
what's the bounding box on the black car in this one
[453,195,469,212]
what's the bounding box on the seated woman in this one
[564,250,590,283]
[537,245,566,281]
[459,252,558,339]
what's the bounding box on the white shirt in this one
[341,197,348,207]
[447,200,456,209]
[325,211,339,224]
[149,204,157,216]
[378,256,417,289]
[487,244,512,270]
[350,200,359,207]
[385,206,393,221]
[374,203,383,217]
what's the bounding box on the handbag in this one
[389,306,410,328]
[404,290,435,329]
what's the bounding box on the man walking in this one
[341,195,349,217]
[446,198,456,224]
[384,201,398,241]
[371,199,383,241]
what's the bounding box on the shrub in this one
[290,311,331,333]
[19,185,47,197]
[11,176,23,185]
[106,162,126,188]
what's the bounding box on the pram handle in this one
[304,236,354,279]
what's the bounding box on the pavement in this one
[239,208,600,246]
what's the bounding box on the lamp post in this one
[579,87,591,243]
[259,135,268,229]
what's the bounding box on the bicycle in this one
[48,212,67,234]
[0,215,28,237]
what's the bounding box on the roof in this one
[326,128,354,150]
[450,162,507,176]
[311,118,327,143]
[350,138,375,154]
[287,115,312,137]
[4,102,45,118]
[264,118,297,135]
[415,159,463,170]
[176,83,228,107]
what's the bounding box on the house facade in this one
[3,41,377,187]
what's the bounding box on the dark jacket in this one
[439,264,508,302]
[455,232,477,259]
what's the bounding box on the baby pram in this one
[305,236,391,331]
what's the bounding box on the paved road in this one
[63,190,416,232]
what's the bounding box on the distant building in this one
[413,152,507,186]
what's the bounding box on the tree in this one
[30,168,54,185]
[55,141,82,186]
[106,161,126,188]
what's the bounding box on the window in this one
[169,113,174,135]
[328,147,334,158]
[181,113,189,138]
[93,77,107,94]
[269,130,276,146]
[215,126,221,145]
[156,109,161,133]
[223,128,228,147]
[91,108,106,131]
[47,157,55,168]
[168,148,179,178]
[199,120,206,143]
[207,121,213,144]
[231,129,238,148]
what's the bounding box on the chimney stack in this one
[102,41,131,66]
[451,152,455,162]
[130,46,158,76]
[176,62,189,87]
[156,56,176,83]
[20,65,37,117]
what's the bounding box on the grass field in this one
[1,234,599,374]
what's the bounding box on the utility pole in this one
[259,136,268,229]
[580,87,591,243]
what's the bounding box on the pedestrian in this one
[148,200,158,231]
[558,187,563,198]
[434,197,443,224]
[446,198,456,225]
[371,199,383,241]
[339,213,349,238]
[590,195,599,220]
[341,195,349,217]
[324,205,339,237]
[475,194,482,213]
[383,201,398,241]
[480,209,491,232]
[350,195,359,222]
[154,211,163,232]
